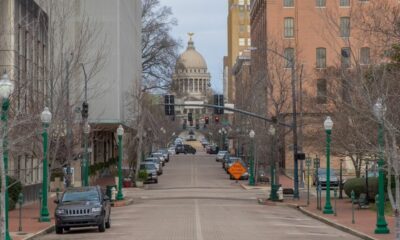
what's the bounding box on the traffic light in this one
[214,116,219,123]
[188,112,193,122]
[82,102,89,119]
[205,116,209,124]
[213,94,224,114]
[164,94,175,116]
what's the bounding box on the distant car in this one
[257,169,269,183]
[208,145,219,154]
[140,163,158,183]
[175,144,196,154]
[168,146,175,155]
[157,148,170,162]
[54,186,111,234]
[225,157,242,172]
[150,152,166,166]
[216,151,228,162]
[313,168,339,188]
[144,157,163,175]
[187,134,196,141]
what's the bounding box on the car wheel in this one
[55,225,63,234]
[64,227,70,231]
[184,151,187,154]
[154,179,158,183]
[98,217,106,232]
[105,216,111,229]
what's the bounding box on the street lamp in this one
[323,116,334,214]
[0,71,14,240]
[82,123,90,187]
[39,107,51,222]
[269,125,279,201]
[249,130,255,186]
[373,98,390,234]
[116,125,124,201]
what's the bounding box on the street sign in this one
[228,161,247,180]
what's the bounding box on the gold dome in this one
[175,35,207,71]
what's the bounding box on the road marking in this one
[263,216,312,221]
[194,199,204,240]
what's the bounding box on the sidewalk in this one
[270,174,396,240]
[7,176,121,240]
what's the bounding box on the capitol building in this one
[172,33,211,121]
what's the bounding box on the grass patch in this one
[370,201,394,216]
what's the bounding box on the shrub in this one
[0,176,23,210]
[138,170,148,181]
[344,177,378,201]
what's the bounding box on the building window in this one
[240,25,245,32]
[340,0,350,6]
[340,17,350,37]
[360,47,370,64]
[284,48,294,68]
[239,38,246,46]
[316,0,326,7]
[341,47,351,68]
[316,48,326,68]
[284,0,294,7]
[284,17,294,38]
[239,0,245,5]
[317,79,327,104]
[247,38,251,46]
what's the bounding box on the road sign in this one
[228,161,247,180]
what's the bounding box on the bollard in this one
[56,187,60,201]
[18,192,23,232]
[38,189,42,221]
[334,188,337,216]
[351,190,355,224]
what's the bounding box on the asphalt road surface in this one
[39,144,360,240]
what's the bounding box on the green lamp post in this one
[249,129,255,186]
[373,98,390,234]
[323,116,334,214]
[39,107,51,222]
[0,71,14,240]
[116,125,124,201]
[83,123,90,187]
[269,125,279,201]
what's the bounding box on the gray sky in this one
[159,0,227,93]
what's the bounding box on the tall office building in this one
[226,0,251,103]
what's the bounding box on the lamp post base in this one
[323,205,334,214]
[269,184,280,201]
[374,222,390,234]
[5,232,12,240]
[116,192,124,201]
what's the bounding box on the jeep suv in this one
[54,186,111,234]
[175,144,196,154]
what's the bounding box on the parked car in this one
[144,157,163,175]
[157,148,170,162]
[207,145,219,154]
[168,146,175,155]
[313,168,339,188]
[150,152,166,166]
[187,134,196,141]
[175,144,196,154]
[216,151,228,162]
[139,162,158,183]
[54,186,111,234]
[257,169,269,183]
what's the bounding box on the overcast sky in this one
[159,0,228,93]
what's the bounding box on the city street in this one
[40,146,360,240]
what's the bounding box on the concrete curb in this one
[284,203,380,240]
[112,198,134,207]
[240,183,270,191]
[23,225,54,240]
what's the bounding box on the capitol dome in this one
[175,35,207,72]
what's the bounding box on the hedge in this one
[89,158,117,176]
[344,177,379,201]
[0,176,23,210]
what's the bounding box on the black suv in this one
[54,186,111,234]
[175,144,196,154]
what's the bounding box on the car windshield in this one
[318,169,336,175]
[62,189,99,202]
[140,163,156,170]
[218,151,227,155]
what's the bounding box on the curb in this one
[240,183,270,191]
[284,203,380,240]
[23,225,54,240]
[111,198,134,207]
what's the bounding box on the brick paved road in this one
[39,146,360,240]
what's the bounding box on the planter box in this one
[135,181,144,188]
